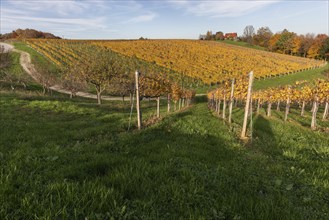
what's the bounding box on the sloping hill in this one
[0,89,328,219]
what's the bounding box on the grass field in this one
[0,51,24,77]
[195,63,328,94]
[1,89,328,219]
[0,51,34,90]
[253,64,329,90]
[219,40,266,51]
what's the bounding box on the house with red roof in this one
[224,33,238,40]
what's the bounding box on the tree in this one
[308,34,328,59]
[205,31,214,40]
[61,64,87,98]
[299,33,315,57]
[276,29,296,54]
[268,33,281,52]
[34,65,57,95]
[254,26,273,47]
[79,47,120,105]
[215,31,225,41]
[291,35,302,55]
[0,68,30,90]
[243,25,255,45]
[319,36,329,60]
[108,73,134,104]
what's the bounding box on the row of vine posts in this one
[208,71,328,142]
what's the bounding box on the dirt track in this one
[0,43,14,52]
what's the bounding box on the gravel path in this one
[0,43,14,52]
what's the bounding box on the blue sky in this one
[1,0,328,39]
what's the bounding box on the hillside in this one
[0,29,60,40]
[93,40,325,83]
[23,39,325,87]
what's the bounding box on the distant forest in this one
[202,26,329,60]
[0,28,60,40]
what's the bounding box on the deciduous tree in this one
[243,25,255,45]
[254,26,273,47]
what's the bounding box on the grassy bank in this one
[219,40,266,51]
[253,64,329,90]
[13,41,58,72]
[0,51,35,90]
[195,64,328,94]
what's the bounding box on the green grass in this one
[194,84,218,94]
[219,40,266,51]
[12,41,58,72]
[0,51,34,90]
[0,52,24,75]
[195,64,328,94]
[1,89,328,219]
[253,64,329,90]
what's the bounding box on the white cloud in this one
[3,15,106,28]
[169,0,280,17]
[6,0,109,16]
[1,0,158,36]
[1,0,115,38]
[124,12,157,23]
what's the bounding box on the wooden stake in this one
[267,102,272,117]
[212,93,215,109]
[217,100,221,115]
[276,100,280,111]
[323,101,328,120]
[167,94,171,112]
[135,71,141,130]
[256,98,260,114]
[222,91,226,119]
[301,101,305,117]
[284,86,291,122]
[157,96,160,118]
[228,78,235,124]
[311,98,318,130]
[241,71,253,139]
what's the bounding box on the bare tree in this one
[35,65,57,95]
[61,64,87,98]
[243,25,255,45]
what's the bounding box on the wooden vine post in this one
[284,86,291,122]
[256,98,260,114]
[157,96,160,118]
[311,96,318,130]
[323,101,328,120]
[217,99,221,115]
[241,71,253,140]
[267,97,272,117]
[276,101,280,111]
[301,101,305,116]
[167,94,171,112]
[135,71,141,130]
[228,78,235,124]
[222,87,226,119]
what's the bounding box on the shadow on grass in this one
[253,114,280,155]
